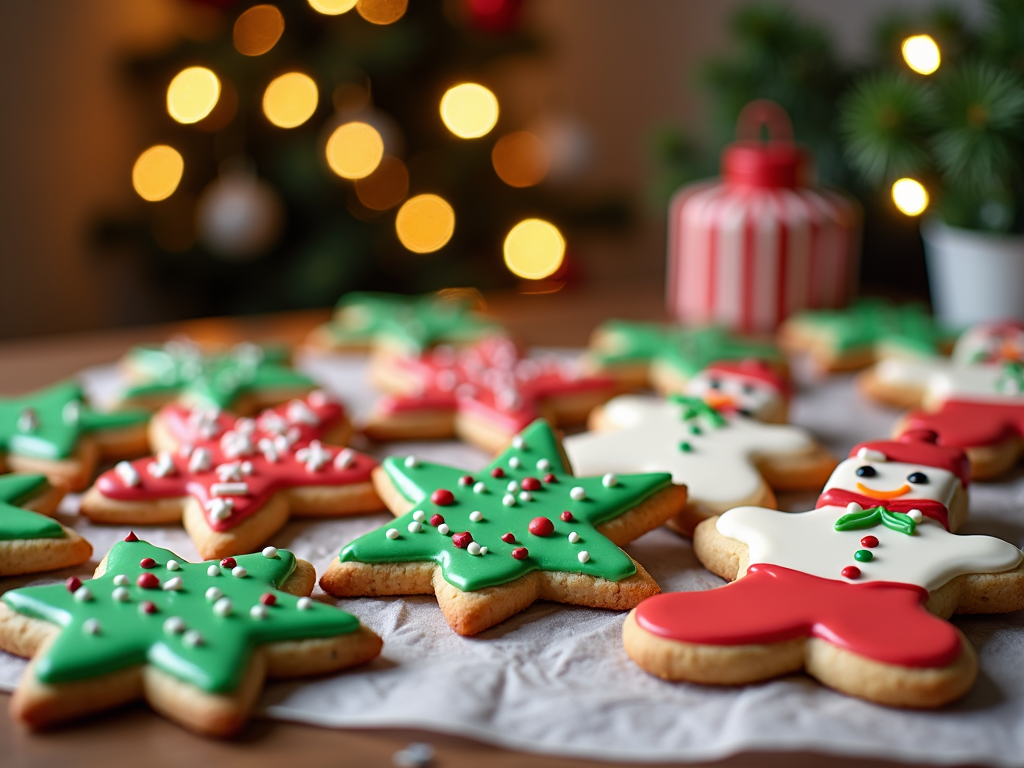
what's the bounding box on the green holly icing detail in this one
[0,381,149,461]
[0,474,63,541]
[791,299,956,356]
[590,321,782,379]
[667,395,727,429]
[997,361,1024,395]
[320,292,503,353]
[339,420,672,592]
[834,506,917,536]
[120,341,314,411]
[2,538,359,694]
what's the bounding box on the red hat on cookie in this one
[705,359,791,398]
[849,429,971,488]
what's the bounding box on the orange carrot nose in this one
[704,392,735,409]
[856,483,911,500]
[1000,341,1021,361]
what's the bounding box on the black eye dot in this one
[907,472,929,484]
[742,384,756,395]
[708,378,721,389]
[856,466,876,478]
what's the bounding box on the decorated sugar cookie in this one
[623,431,1023,707]
[364,337,615,454]
[320,420,686,636]
[563,395,836,536]
[0,381,149,491]
[0,473,92,577]
[0,535,382,736]
[585,320,784,394]
[778,298,954,373]
[80,393,383,559]
[305,291,504,357]
[682,359,792,423]
[115,338,315,415]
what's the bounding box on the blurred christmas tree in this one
[101,0,624,318]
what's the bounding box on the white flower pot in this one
[922,220,1024,327]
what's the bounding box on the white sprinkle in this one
[469,511,483,522]
[473,482,487,494]
[287,399,320,425]
[17,408,37,433]
[188,448,212,473]
[207,565,221,577]
[909,509,924,523]
[296,597,313,610]
[519,491,532,503]
[232,566,247,578]
[166,559,180,571]
[408,521,423,533]
[205,587,223,601]
[240,461,254,475]
[113,574,129,587]
[74,586,93,602]
[250,604,268,620]
[211,482,249,497]
[163,577,183,592]
[404,456,419,468]
[438,524,451,535]
[215,462,243,482]
[578,550,590,563]
[308,389,330,407]
[179,443,194,459]
[512,435,526,449]
[570,486,586,501]
[63,400,81,425]
[509,457,522,469]
[502,494,516,507]
[537,458,551,471]
[467,542,482,555]
[213,597,233,617]
[413,510,426,522]
[334,449,355,470]
[846,502,864,515]
[163,616,185,635]
[480,546,488,555]
[183,629,204,647]
[235,417,256,435]
[506,480,519,492]
[262,546,278,558]
[112,586,130,602]
[568,531,580,543]
[386,528,400,540]
[207,498,234,522]
[296,440,332,472]
[82,618,101,635]
[148,452,177,478]
[258,438,280,463]
[602,473,618,488]
[115,461,141,488]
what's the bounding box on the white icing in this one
[821,458,961,508]
[716,504,1022,591]
[873,357,1024,406]
[563,395,818,505]
[685,369,784,421]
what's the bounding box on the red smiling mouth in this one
[855,483,911,500]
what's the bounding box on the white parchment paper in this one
[2,351,1024,766]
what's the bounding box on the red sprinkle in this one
[260,593,277,606]
[543,473,557,483]
[861,535,879,548]
[431,489,455,506]
[458,475,474,486]
[501,532,516,544]
[124,531,139,542]
[220,557,237,569]
[452,532,473,549]
[136,573,160,590]
[560,511,574,522]
[140,601,158,614]
[511,547,529,560]
[528,517,555,537]
[521,477,542,491]
[140,557,156,569]
[430,514,445,527]
[491,468,505,478]
[65,576,82,593]
[841,566,861,580]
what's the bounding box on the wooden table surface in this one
[0,287,977,767]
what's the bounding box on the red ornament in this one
[841,566,861,580]
[140,557,157,569]
[511,547,529,560]
[65,576,82,593]
[260,593,276,606]
[430,514,445,527]
[220,557,237,569]
[501,532,516,544]
[528,517,554,537]
[124,531,139,542]
[861,535,879,548]
[136,573,160,590]
[491,468,505,478]
[452,531,473,549]
[543,473,557,483]
[521,477,541,491]
[560,511,574,522]
[431,489,455,506]
[140,601,158,614]
[459,475,475,486]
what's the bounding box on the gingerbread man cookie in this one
[563,395,836,536]
[0,473,92,577]
[0,535,382,736]
[623,432,1021,708]
[0,381,149,491]
[80,393,383,559]
[321,420,687,636]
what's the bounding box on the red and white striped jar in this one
[666,101,862,334]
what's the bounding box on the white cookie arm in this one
[873,357,949,389]
[732,417,817,456]
[596,395,665,430]
[715,505,790,549]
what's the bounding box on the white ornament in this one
[570,487,586,501]
[438,524,451,535]
[408,521,423,533]
[578,551,590,563]
[473,482,487,494]
[469,511,484,522]
[568,532,580,543]
[208,565,221,577]
[166,559,181,571]
[467,542,482,555]
[232,566,247,578]
[413,511,426,522]
[502,494,517,507]
[296,597,313,610]
[602,473,618,488]
[262,546,278,558]
[386,528,400,540]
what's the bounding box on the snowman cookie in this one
[563,395,836,536]
[623,431,1022,708]
[682,359,792,423]
[0,473,92,577]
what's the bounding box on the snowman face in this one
[952,322,1024,365]
[685,370,783,420]
[822,454,960,509]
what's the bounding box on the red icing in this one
[220,557,237,569]
[903,400,1024,456]
[260,593,276,606]
[816,488,950,530]
[521,477,541,491]
[430,514,445,526]
[634,564,962,668]
[65,577,82,593]
[431,489,455,506]
[452,532,473,548]
[95,394,378,532]
[543,473,557,483]
[560,511,574,522]
[705,359,792,400]
[512,547,529,560]
[840,565,861,579]
[377,337,613,434]
[136,573,160,589]
[528,517,554,536]
[124,532,139,542]
[501,532,516,543]
[140,601,158,614]
[861,535,879,548]
[139,557,156,568]
[849,430,971,487]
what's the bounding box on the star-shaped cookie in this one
[0,473,92,576]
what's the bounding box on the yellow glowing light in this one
[440,83,499,139]
[892,178,929,216]
[504,219,565,280]
[233,5,285,56]
[356,0,407,24]
[132,146,184,202]
[492,131,550,187]
[355,156,409,210]
[326,122,384,179]
[395,194,455,253]
[167,67,221,124]
[901,35,941,75]
[308,0,358,14]
[263,72,319,128]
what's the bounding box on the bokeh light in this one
[167,67,221,124]
[233,5,285,56]
[492,131,550,187]
[396,194,455,253]
[355,156,409,210]
[308,0,358,14]
[132,146,185,202]
[263,73,319,128]
[440,83,499,139]
[504,219,565,279]
[901,35,941,75]
[356,0,408,25]
[326,122,385,179]
[891,178,929,216]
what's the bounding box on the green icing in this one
[791,299,956,356]
[2,539,360,693]
[667,395,727,428]
[120,341,313,410]
[0,381,149,461]
[320,292,503,353]
[833,506,917,536]
[590,321,782,379]
[997,361,1024,394]
[0,474,63,541]
[340,419,672,592]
